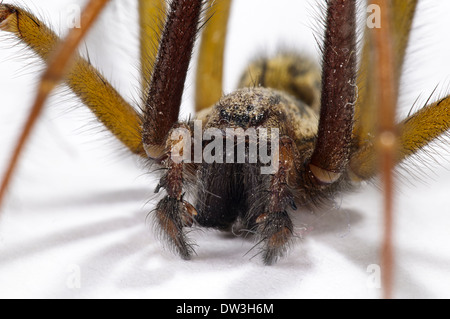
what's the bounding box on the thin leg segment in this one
[142,0,204,159]
[353,0,418,146]
[349,0,449,180]
[139,0,167,96]
[308,0,357,184]
[370,0,398,300]
[0,2,145,209]
[0,4,144,154]
[143,0,204,258]
[195,0,232,112]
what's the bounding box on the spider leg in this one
[348,0,410,300]
[155,195,198,259]
[349,0,449,179]
[347,0,449,298]
[353,1,418,146]
[307,0,357,185]
[369,0,399,300]
[143,0,204,259]
[349,82,450,296]
[142,0,203,159]
[154,123,198,259]
[0,1,145,210]
[397,98,450,160]
[350,96,450,179]
[195,0,232,113]
[138,0,167,97]
[252,136,298,265]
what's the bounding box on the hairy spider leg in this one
[142,0,203,158]
[0,0,447,275]
[195,0,232,112]
[253,136,299,265]
[139,0,167,98]
[307,0,357,186]
[353,0,417,145]
[348,0,450,298]
[349,0,449,181]
[142,0,204,258]
[372,0,399,300]
[238,0,358,263]
[0,0,125,210]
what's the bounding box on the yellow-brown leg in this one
[139,0,166,97]
[0,2,145,208]
[353,0,418,146]
[349,95,450,180]
[195,0,232,112]
[349,0,450,298]
[349,0,449,180]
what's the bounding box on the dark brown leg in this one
[153,124,198,259]
[154,192,198,259]
[142,0,203,258]
[142,0,203,159]
[308,0,357,185]
[254,137,298,265]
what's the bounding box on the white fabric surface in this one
[0,0,449,299]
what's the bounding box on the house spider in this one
[0,0,449,298]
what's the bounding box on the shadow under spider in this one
[2,186,435,297]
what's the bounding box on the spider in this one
[0,0,449,298]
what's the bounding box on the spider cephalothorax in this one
[0,0,449,289]
[155,86,329,263]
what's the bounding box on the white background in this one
[0,0,449,299]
